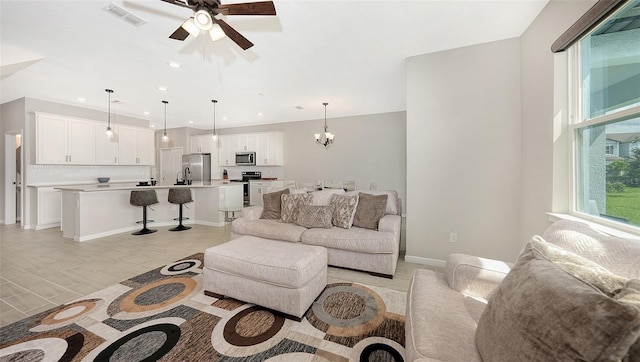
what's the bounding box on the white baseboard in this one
[404,255,446,268]
[35,222,60,230]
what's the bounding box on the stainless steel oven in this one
[242,171,261,205]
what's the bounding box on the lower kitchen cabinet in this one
[36,187,61,229]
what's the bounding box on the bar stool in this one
[130,190,158,235]
[168,188,193,231]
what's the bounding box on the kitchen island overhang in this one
[56,182,243,242]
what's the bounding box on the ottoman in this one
[203,235,327,320]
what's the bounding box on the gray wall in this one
[519,0,597,244]
[406,38,523,263]
[405,0,596,264]
[0,98,26,223]
[220,111,407,208]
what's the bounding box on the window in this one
[570,0,640,231]
[605,144,614,155]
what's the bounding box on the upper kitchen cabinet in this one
[218,132,284,166]
[190,134,215,154]
[237,134,257,152]
[118,126,155,165]
[95,124,119,165]
[36,113,96,165]
[219,134,237,166]
[256,132,284,166]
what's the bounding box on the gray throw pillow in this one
[475,236,640,361]
[260,188,290,220]
[330,194,359,229]
[352,193,387,230]
[295,204,335,229]
[281,193,312,223]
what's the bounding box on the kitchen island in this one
[56,181,243,241]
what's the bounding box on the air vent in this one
[103,2,147,27]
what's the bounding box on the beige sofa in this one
[231,189,402,277]
[405,220,640,361]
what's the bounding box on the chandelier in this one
[314,102,334,149]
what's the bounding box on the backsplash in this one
[26,164,151,185]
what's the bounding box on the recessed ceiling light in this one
[258,92,265,96]
[188,120,194,124]
[158,86,167,91]
[295,105,303,110]
[168,61,181,68]
[223,116,228,120]
[150,124,156,128]
[144,111,150,115]
[257,112,263,116]
[76,97,86,102]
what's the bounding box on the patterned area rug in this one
[0,253,406,361]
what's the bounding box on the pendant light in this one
[105,89,114,138]
[314,102,334,149]
[162,100,169,143]
[211,99,218,142]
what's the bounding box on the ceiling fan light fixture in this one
[181,17,200,38]
[209,23,226,42]
[194,10,213,31]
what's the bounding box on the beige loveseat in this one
[231,189,402,277]
[405,220,640,361]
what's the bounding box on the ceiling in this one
[0,0,548,130]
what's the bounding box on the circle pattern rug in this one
[0,253,406,362]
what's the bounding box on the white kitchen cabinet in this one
[36,113,96,165]
[237,134,257,152]
[256,132,284,166]
[95,124,119,165]
[36,187,61,229]
[118,126,155,165]
[137,129,155,165]
[190,134,215,153]
[219,135,237,166]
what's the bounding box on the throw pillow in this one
[260,188,290,220]
[295,205,335,229]
[330,194,359,229]
[281,193,312,223]
[475,236,640,362]
[352,193,388,230]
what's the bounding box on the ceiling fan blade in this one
[216,18,254,50]
[216,1,276,16]
[169,25,190,41]
[160,0,195,10]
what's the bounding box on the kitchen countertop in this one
[54,181,244,192]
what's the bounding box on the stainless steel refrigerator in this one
[182,153,211,182]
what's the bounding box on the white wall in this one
[406,38,523,263]
[519,0,597,244]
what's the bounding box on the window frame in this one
[566,38,640,236]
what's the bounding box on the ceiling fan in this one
[162,0,276,50]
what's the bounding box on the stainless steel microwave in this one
[235,152,256,166]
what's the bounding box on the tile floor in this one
[0,223,437,328]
